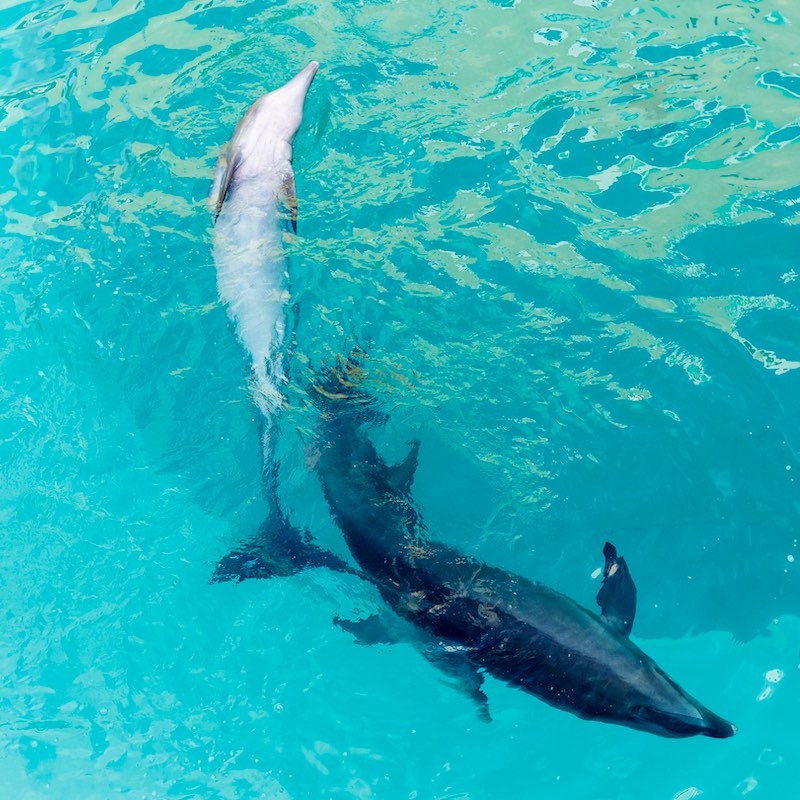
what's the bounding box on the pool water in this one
[1,0,799,797]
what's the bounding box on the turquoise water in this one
[1,0,799,796]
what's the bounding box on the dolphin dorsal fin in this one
[596,542,637,636]
[387,440,420,495]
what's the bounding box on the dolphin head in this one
[226,60,319,177]
[631,700,736,738]
[254,60,319,145]
[624,660,736,738]
[211,60,319,217]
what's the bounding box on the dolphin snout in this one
[289,60,319,95]
[633,704,736,739]
[701,711,736,739]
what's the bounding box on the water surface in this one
[1,1,799,797]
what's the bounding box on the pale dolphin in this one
[210,60,319,417]
[210,61,350,581]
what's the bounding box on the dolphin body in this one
[211,60,319,413]
[296,363,735,739]
[210,62,353,581]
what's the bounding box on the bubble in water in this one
[757,669,784,701]
[737,777,757,795]
[673,788,702,800]
[765,669,784,684]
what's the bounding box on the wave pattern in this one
[1,1,799,797]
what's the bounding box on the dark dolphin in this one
[215,358,736,739]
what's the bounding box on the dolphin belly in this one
[213,180,289,415]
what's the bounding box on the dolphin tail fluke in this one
[211,512,357,583]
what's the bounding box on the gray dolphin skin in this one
[210,62,354,581]
[302,360,734,738]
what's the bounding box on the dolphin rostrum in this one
[294,358,734,738]
[210,62,352,581]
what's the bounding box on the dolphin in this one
[210,62,353,581]
[210,59,318,414]
[294,358,735,738]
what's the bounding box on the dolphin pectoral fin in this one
[281,170,299,233]
[387,440,420,495]
[210,160,226,215]
[334,614,400,646]
[423,646,491,722]
[211,151,241,221]
[596,541,637,636]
